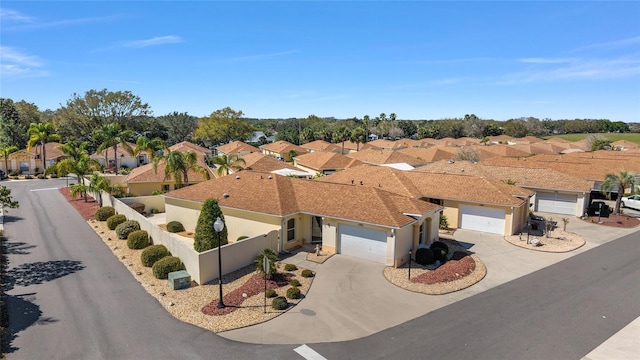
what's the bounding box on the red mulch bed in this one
[411,251,476,285]
[202,273,292,316]
[59,187,100,221]
[581,213,640,228]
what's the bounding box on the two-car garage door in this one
[339,225,387,264]
[459,205,506,235]
[536,192,577,215]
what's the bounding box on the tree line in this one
[1,89,636,154]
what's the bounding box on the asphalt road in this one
[4,179,639,360]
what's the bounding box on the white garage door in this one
[536,192,576,215]
[460,205,506,235]
[339,225,388,264]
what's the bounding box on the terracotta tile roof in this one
[319,164,531,206]
[347,148,427,166]
[27,142,66,160]
[124,159,213,183]
[239,152,299,173]
[91,142,137,158]
[415,160,593,192]
[294,152,363,171]
[300,140,341,152]
[164,171,441,228]
[216,141,260,155]
[397,146,458,162]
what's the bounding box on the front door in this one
[311,216,322,243]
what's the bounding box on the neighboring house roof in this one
[300,140,341,153]
[164,171,441,228]
[347,148,426,166]
[397,146,458,163]
[260,140,308,156]
[91,142,137,158]
[439,137,481,147]
[216,141,260,155]
[27,141,66,160]
[393,138,433,149]
[294,151,363,171]
[415,160,593,192]
[481,144,532,158]
[319,164,531,206]
[338,141,379,152]
[239,152,299,173]
[169,141,211,155]
[124,159,213,184]
[367,139,403,149]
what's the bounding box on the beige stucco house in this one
[1,142,66,174]
[163,171,442,266]
[122,159,214,196]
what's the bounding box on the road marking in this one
[294,344,327,360]
[30,187,60,192]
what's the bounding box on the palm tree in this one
[134,135,166,164]
[213,154,245,177]
[601,170,638,214]
[0,144,18,176]
[333,126,351,155]
[87,173,124,206]
[56,149,103,202]
[93,123,134,174]
[350,127,367,151]
[153,150,210,188]
[27,122,60,172]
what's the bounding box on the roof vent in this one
[223,193,229,198]
[448,160,455,164]
[360,181,363,185]
[268,175,273,179]
[461,169,464,172]
[236,175,240,179]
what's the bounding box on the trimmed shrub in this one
[107,214,127,230]
[286,287,301,299]
[301,269,314,278]
[415,248,435,266]
[152,256,183,279]
[115,220,141,240]
[194,198,228,252]
[236,235,249,241]
[151,190,164,196]
[141,245,170,267]
[284,264,297,272]
[50,173,58,178]
[129,202,145,214]
[95,206,116,221]
[430,241,449,254]
[151,208,160,214]
[37,174,45,179]
[167,221,185,233]
[272,296,288,310]
[289,279,301,287]
[432,247,447,262]
[127,230,150,250]
[265,289,277,298]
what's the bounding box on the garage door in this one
[339,225,387,264]
[459,205,506,235]
[536,192,576,215]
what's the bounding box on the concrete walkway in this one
[582,316,640,360]
[220,218,639,346]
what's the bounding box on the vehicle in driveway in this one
[621,195,640,210]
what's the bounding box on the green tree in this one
[153,150,210,188]
[212,154,246,177]
[193,107,253,145]
[0,144,18,175]
[134,135,166,163]
[93,123,134,174]
[87,173,124,207]
[0,98,29,148]
[27,122,61,172]
[350,127,367,151]
[158,111,198,145]
[601,170,638,214]
[0,185,19,213]
[333,126,351,154]
[55,144,103,202]
[54,89,152,142]
[503,119,528,138]
[194,198,228,252]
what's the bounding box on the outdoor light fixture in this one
[214,217,225,309]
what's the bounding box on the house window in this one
[162,184,170,192]
[287,218,295,242]
[19,162,29,172]
[418,222,424,244]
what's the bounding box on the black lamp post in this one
[408,250,412,280]
[214,217,225,309]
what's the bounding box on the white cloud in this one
[519,58,577,64]
[0,46,41,66]
[4,14,123,31]
[0,9,34,23]
[121,35,183,48]
[571,36,640,52]
[0,46,48,78]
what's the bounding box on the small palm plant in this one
[562,217,569,231]
[256,248,279,279]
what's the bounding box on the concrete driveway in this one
[221,216,639,345]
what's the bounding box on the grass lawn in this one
[545,133,640,144]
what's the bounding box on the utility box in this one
[168,270,191,290]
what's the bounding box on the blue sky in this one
[1,1,639,122]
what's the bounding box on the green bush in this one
[49,173,58,178]
[127,230,150,250]
[301,269,314,278]
[237,235,249,241]
[95,206,116,221]
[106,214,127,230]
[151,208,160,214]
[24,175,33,179]
[265,289,277,298]
[439,214,449,230]
[141,245,170,267]
[256,248,279,277]
[152,256,183,279]
[167,221,185,233]
[432,247,447,262]
[430,241,449,255]
[194,198,228,252]
[284,264,297,271]
[37,174,45,179]
[115,220,141,240]
[286,287,301,299]
[289,279,301,287]
[151,190,164,195]
[415,248,435,266]
[272,296,288,310]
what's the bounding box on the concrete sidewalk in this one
[220,219,639,345]
[582,316,640,360]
